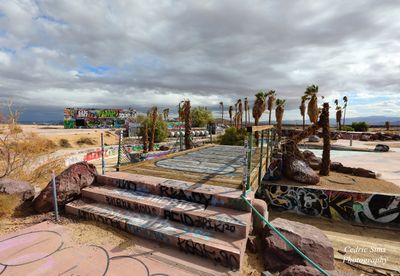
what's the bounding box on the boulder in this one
[353,168,376,178]
[280,265,320,276]
[33,162,97,213]
[336,165,354,174]
[263,218,334,272]
[0,179,35,201]
[303,150,322,170]
[282,155,320,185]
[331,132,341,140]
[330,161,343,171]
[159,145,170,151]
[308,135,320,143]
[374,144,389,152]
[252,199,268,236]
[360,134,371,141]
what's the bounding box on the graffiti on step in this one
[77,208,169,243]
[105,196,158,216]
[265,185,400,226]
[163,210,236,234]
[177,238,239,269]
[114,179,138,191]
[159,185,213,208]
[0,230,170,275]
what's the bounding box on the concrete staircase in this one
[66,172,254,270]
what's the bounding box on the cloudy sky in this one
[0,0,399,122]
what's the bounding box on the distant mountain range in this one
[281,116,400,126]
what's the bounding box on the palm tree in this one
[142,121,148,153]
[149,107,158,151]
[299,95,308,130]
[229,105,233,126]
[219,101,224,125]
[342,96,348,128]
[334,99,342,130]
[182,100,192,149]
[178,101,184,122]
[267,90,276,125]
[163,108,169,121]
[320,102,330,176]
[305,85,319,125]
[234,102,238,128]
[244,97,249,126]
[238,99,243,128]
[275,99,286,140]
[252,91,268,145]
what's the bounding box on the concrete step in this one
[82,185,251,238]
[66,200,246,269]
[96,172,253,211]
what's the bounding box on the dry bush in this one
[59,138,72,148]
[0,194,21,218]
[76,137,96,146]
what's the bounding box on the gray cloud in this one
[0,0,399,121]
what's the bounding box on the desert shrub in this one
[341,125,355,131]
[0,194,21,218]
[76,137,96,146]
[191,107,214,127]
[138,116,168,143]
[351,121,369,132]
[59,138,72,148]
[218,127,247,146]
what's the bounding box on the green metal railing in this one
[241,196,330,276]
[242,125,275,195]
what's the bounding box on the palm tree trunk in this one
[221,105,224,125]
[342,108,346,128]
[302,115,305,130]
[268,110,272,125]
[320,103,330,176]
[254,117,259,146]
[184,101,192,150]
[143,122,148,153]
[149,108,157,152]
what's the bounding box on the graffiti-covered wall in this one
[265,184,400,227]
[64,108,136,129]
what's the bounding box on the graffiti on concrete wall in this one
[64,108,136,129]
[265,185,400,226]
[64,143,164,166]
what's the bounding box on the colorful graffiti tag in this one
[64,108,136,129]
[265,185,400,227]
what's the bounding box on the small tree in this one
[351,122,369,132]
[191,106,214,127]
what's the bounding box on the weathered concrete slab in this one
[96,172,254,211]
[0,222,237,275]
[82,185,251,238]
[66,200,246,269]
[120,145,258,189]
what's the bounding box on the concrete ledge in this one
[96,172,254,211]
[82,186,251,238]
[66,200,246,269]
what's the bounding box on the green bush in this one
[218,127,247,146]
[191,107,214,127]
[341,125,355,131]
[351,121,369,132]
[138,117,168,143]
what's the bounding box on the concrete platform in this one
[66,200,246,269]
[119,145,265,189]
[82,185,251,237]
[96,172,254,211]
